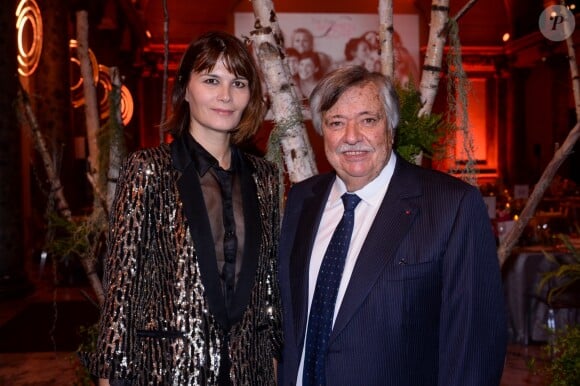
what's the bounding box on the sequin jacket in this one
[83,138,282,385]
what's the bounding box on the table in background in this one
[502,247,580,344]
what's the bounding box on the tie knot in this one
[341,193,361,212]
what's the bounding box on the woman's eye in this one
[204,78,219,85]
[233,80,248,89]
[361,117,378,125]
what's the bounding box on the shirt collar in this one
[330,152,397,208]
[185,132,238,176]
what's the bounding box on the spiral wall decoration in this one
[69,39,99,108]
[69,41,134,126]
[16,0,43,77]
[97,65,135,126]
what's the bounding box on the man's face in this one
[322,82,393,192]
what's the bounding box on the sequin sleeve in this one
[252,156,284,358]
[87,149,157,380]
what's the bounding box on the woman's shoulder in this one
[124,143,171,164]
[120,143,173,180]
[242,152,279,175]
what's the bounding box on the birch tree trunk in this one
[250,0,318,183]
[76,10,102,191]
[107,67,126,212]
[18,84,105,305]
[378,0,395,79]
[498,7,580,265]
[418,0,450,117]
[18,84,71,220]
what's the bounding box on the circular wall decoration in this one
[69,39,99,108]
[16,0,43,77]
[120,84,134,126]
[96,65,135,126]
[97,64,112,120]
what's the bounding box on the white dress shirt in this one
[296,153,397,385]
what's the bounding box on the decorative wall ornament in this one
[97,65,134,126]
[69,42,134,125]
[69,39,99,108]
[16,0,43,77]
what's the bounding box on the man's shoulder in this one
[289,172,334,195]
[398,157,476,194]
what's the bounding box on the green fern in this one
[395,85,447,163]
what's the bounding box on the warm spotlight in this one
[502,33,510,42]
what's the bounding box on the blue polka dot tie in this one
[303,193,361,386]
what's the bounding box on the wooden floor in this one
[0,262,552,385]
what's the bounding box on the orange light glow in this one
[16,0,43,77]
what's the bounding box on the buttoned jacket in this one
[278,156,507,386]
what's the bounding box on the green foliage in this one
[545,325,580,386]
[538,231,580,385]
[445,19,477,184]
[540,232,580,305]
[395,85,447,163]
[45,212,91,263]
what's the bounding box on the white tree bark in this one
[107,67,125,212]
[18,83,105,305]
[378,0,395,79]
[250,0,318,183]
[76,10,102,187]
[498,6,580,265]
[418,0,450,117]
[18,85,71,221]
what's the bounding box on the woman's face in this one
[354,41,371,61]
[287,55,299,76]
[298,57,318,80]
[292,32,313,54]
[185,58,251,141]
[363,31,379,48]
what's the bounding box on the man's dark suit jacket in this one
[278,155,507,386]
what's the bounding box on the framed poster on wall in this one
[234,13,420,100]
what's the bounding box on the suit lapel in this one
[330,159,422,342]
[290,174,335,349]
[171,138,230,330]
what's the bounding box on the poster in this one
[234,13,420,100]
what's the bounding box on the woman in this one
[343,37,378,72]
[83,31,282,385]
[289,27,333,76]
[296,51,322,100]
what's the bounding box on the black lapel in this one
[290,173,335,348]
[330,158,422,341]
[228,152,260,324]
[170,137,230,330]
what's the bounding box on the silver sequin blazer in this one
[83,137,282,385]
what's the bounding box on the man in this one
[278,66,507,386]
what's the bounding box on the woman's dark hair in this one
[163,31,266,144]
[344,37,369,61]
